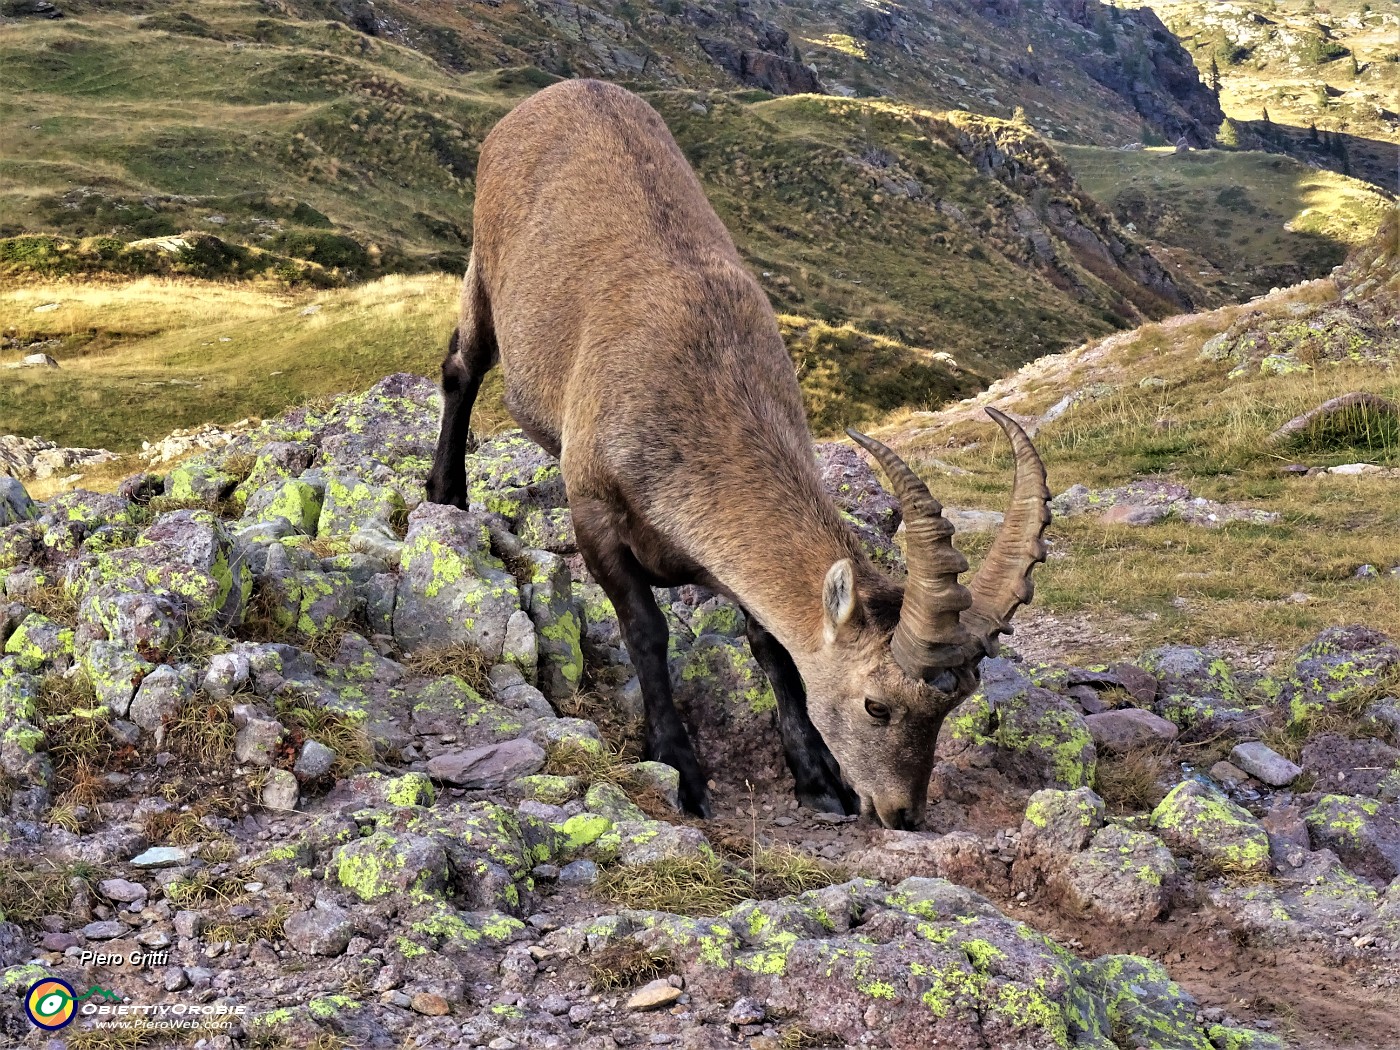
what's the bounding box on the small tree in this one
[1208,54,1221,94]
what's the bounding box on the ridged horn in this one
[961,407,1051,657]
[846,428,973,677]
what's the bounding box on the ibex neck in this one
[700,478,878,657]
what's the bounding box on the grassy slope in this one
[1138,0,1400,183]
[872,216,1400,654]
[1062,144,1394,298]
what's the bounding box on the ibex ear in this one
[822,559,862,643]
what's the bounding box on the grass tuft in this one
[1093,744,1176,814]
[0,857,106,923]
[585,941,674,992]
[597,846,845,917]
[400,642,492,694]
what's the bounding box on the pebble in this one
[129,846,189,868]
[99,878,148,903]
[626,979,683,1011]
[727,997,766,1025]
[410,992,451,1016]
[82,920,126,940]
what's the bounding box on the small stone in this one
[568,1003,596,1025]
[162,967,190,992]
[174,911,204,938]
[82,920,126,940]
[260,768,299,810]
[626,978,683,1011]
[130,846,188,869]
[727,997,765,1025]
[1084,709,1179,753]
[293,739,337,780]
[99,878,147,904]
[426,737,546,788]
[410,992,451,1016]
[283,900,354,957]
[1230,742,1302,787]
[558,859,599,885]
[1209,761,1249,788]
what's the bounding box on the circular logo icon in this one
[25,979,77,1030]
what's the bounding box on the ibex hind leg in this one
[571,499,711,818]
[426,254,498,508]
[745,615,861,816]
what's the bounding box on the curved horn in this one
[846,429,973,677]
[962,407,1050,657]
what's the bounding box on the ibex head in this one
[799,408,1050,830]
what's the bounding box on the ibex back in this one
[426,79,1051,826]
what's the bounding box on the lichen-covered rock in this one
[317,471,406,540]
[1209,848,1384,945]
[1151,780,1272,876]
[519,548,582,699]
[1266,625,1400,727]
[670,631,780,787]
[1138,646,1256,729]
[465,432,567,524]
[3,612,74,672]
[854,830,1011,897]
[1304,794,1400,882]
[80,510,251,638]
[1084,707,1179,753]
[81,641,155,717]
[1014,787,1105,891]
[260,569,359,637]
[393,503,519,659]
[163,460,237,503]
[622,875,1253,1050]
[1055,825,1177,924]
[249,479,324,536]
[940,659,1096,790]
[334,831,450,905]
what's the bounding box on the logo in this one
[24,980,121,1030]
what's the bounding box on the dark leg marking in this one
[745,613,860,815]
[573,500,710,818]
[426,263,498,508]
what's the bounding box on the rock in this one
[260,768,299,810]
[283,899,354,956]
[940,660,1096,789]
[1057,825,1177,923]
[1052,481,1277,528]
[130,845,188,868]
[410,992,451,1016]
[1304,794,1400,882]
[1230,742,1302,787]
[394,503,520,659]
[99,878,147,904]
[727,997,765,1025]
[1151,780,1272,876]
[1138,646,1254,729]
[0,477,35,526]
[1300,733,1400,799]
[558,859,599,885]
[502,609,538,681]
[854,830,1010,896]
[1085,708,1179,752]
[81,641,154,718]
[250,479,323,535]
[293,739,338,780]
[427,738,546,789]
[233,709,285,766]
[1274,626,1400,727]
[1269,392,1398,444]
[1013,787,1105,891]
[1210,761,1249,788]
[1100,503,1171,526]
[333,831,448,902]
[626,978,683,1011]
[82,920,127,940]
[519,548,583,699]
[129,665,195,732]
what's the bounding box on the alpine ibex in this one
[426,79,1051,827]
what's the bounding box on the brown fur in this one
[429,80,986,825]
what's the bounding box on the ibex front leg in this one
[572,499,710,818]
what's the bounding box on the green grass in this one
[1061,145,1393,299]
[879,265,1400,653]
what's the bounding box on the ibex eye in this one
[865,698,891,723]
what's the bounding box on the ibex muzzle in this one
[426,79,1051,826]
